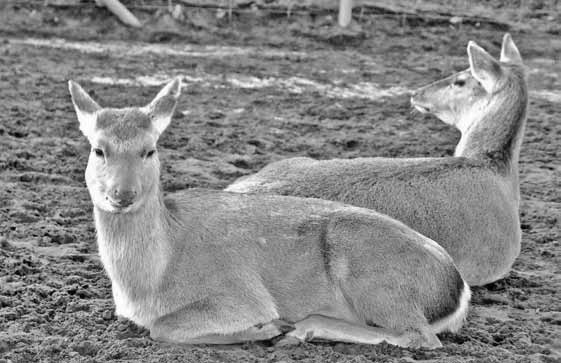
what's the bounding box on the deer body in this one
[70,78,470,348]
[228,156,521,286]
[96,189,467,338]
[226,34,527,286]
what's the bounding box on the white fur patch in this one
[430,280,471,334]
[224,179,264,193]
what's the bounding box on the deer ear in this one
[68,80,101,139]
[467,41,502,94]
[500,33,522,64]
[145,77,182,135]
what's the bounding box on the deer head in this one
[410,34,525,134]
[69,78,182,213]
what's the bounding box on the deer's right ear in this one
[68,81,101,139]
[144,77,182,135]
[467,41,502,94]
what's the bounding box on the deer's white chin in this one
[413,103,431,114]
[106,204,134,214]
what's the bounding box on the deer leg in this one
[276,315,441,348]
[149,295,285,345]
[181,320,290,344]
[151,319,291,345]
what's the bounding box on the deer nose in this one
[409,89,420,100]
[109,188,137,207]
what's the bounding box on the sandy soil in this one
[0,3,560,362]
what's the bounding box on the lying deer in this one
[226,34,527,287]
[69,77,470,348]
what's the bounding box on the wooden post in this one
[96,0,141,28]
[338,0,353,28]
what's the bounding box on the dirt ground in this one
[0,2,560,362]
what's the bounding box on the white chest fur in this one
[95,208,170,327]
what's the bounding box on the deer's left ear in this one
[468,41,502,94]
[500,33,522,64]
[144,77,182,135]
[68,80,101,140]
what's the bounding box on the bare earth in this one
[0,3,560,363]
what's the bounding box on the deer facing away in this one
[69,77,470,348]
[226,34,527,287]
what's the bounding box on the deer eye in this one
[453,79,466,87]
[93,148,104,158]
[145,149,156,158]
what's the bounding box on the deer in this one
[69,77,470,348]
[225,33,528,287]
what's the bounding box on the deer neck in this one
[454,80,528,178]
[94,185,172,299]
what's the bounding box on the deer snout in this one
[410,89,431,113]
[410,90,420,104]
[107,187,137,208]
[410,88,425,103]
